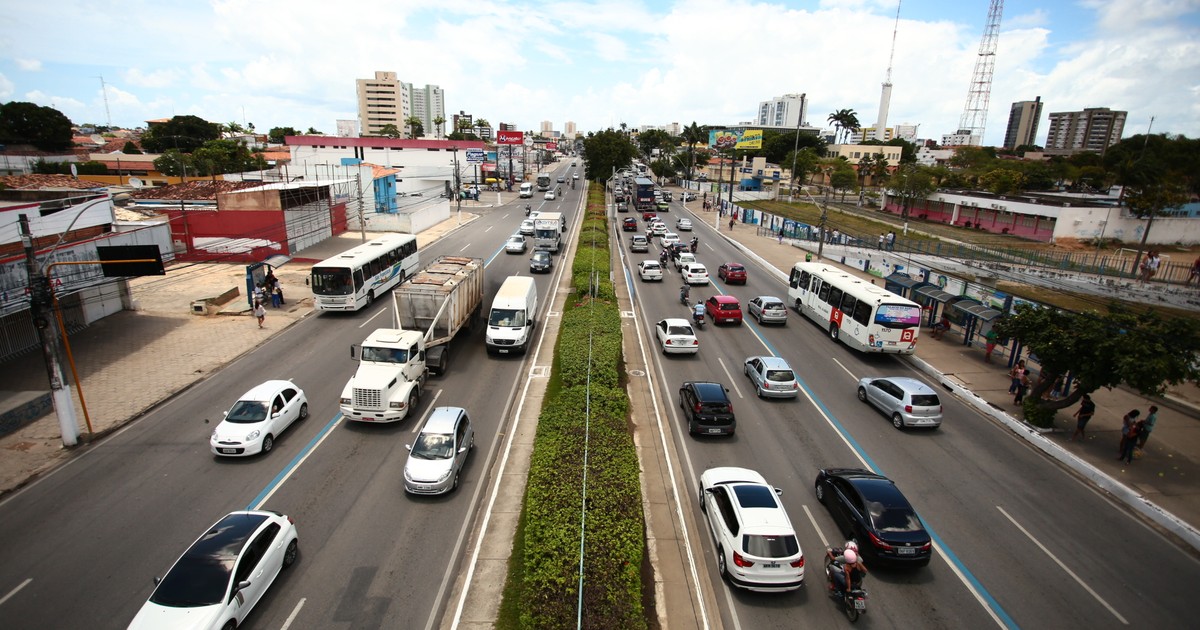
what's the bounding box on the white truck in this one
[533,211,564,253]
[340,256,484,423]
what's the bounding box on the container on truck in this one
[533,211,564,253]
[486,276,539,355]
[340,256,485,423]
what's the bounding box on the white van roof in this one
[495,276,536,301]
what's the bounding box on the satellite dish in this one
[129,177,144,188]
[70,163,78,178]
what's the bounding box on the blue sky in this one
[1,0,1197,147]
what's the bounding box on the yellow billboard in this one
[708,129,763,150]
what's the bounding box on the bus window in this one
[353,269,365,290]
[840,293,857,318]
[852,300,873,325]
[827,286,843,308]
[816,279,830,303]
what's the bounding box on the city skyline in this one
[1,0,1196,147]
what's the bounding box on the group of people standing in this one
[252,270,285,329]
[1137,251,1162,284]
[1115,406,1158,464]
[876,231,896,251]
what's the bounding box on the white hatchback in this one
[699,467,805,591]
[681,263,709,285]
[660,232,680,248]
[210,380,308,456]
[638,260,664,282]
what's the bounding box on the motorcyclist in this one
[690,236,699,253]
[693,300,706,323]
[679,284,690,305]
[660,249,670,265]
[826,547,867,595]
[525,204,531,216]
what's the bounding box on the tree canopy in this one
[0,101,73,151]
[582,129,638,182]
[268,126,299,144]
[153,139,266,176]
[139,115,221,153]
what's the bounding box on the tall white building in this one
[756,94,807,128]
[540,120,554,136]
[355,71,444,138]
[564,121,577,138]
[406,83,445,139]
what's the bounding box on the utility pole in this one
[355,171,366,242]
[453,147,462,225]
[19,215,80,447]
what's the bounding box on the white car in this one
[128,510,299,629]
[520,219,535,235]
[404,407,474,494]
[655,318,699,355]
[210,380,308,456]
[505,235,527,254]
[660,232,681,248]
[638,260,664,282]
[681,263,709,285]
[676,218,693,231]
[544,190,556,200]
[674,252,697,271]
[699,467,805,591]
[648,223,667,237]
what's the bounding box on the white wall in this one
[1056,206,1200,245]
[352,200,450,234]
[289,145,459,197]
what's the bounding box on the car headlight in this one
[436,469,452,483]
[340,397,351,405]
[246,430,260,440]
[390,401,405,409]
[211,429,218,439]
[403,468,413,482]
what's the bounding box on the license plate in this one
[897,546,916,555]
[707,428,723,434]
[854,599,866,610]
[763,562,780,568]
[498,349,510,354]
[221,448,237,454]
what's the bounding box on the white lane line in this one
[459,243,470,252]
[279,597,306,630]
[831,357,857,380]
[358,307,388,329]
[996,506,1129,625]
[802,506,831,550]
[484,225,492,233]
[0,578,31,607]
[410,390,442,433]
[717,357,743,399]
[251,417,343,510]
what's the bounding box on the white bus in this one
[536,173,551,191]
[311,234,419,311]
[787,262,921,354]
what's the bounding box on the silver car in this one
[747,296,788,325]
[857,376,943,429]
[505,235,527,254]
[404,407,475,494]
[744,356,800,399]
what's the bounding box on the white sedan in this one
[505,235,527,254]
[544,190,556,200]
[660,231,681,248]
[638,260,664,282]
[210,380,308,456]
[655,318,699,355]
[681,262,710,285]
[520,219,535,235]
[676,218,693,231]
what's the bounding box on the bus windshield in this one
[312,266,355,295]
[875,303,921,329]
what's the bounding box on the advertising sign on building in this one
[497,130,525,145]
[546,142,558,151]
[708,129,764,150]
[465,148,485,164]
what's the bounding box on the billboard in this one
[546,142,558,151]
[497,130,525,145]
[708,129,763,150]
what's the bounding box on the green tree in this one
[139,115,220,153]
[680,121,707,181]
[827,109,860,144]
[153,149,192,177]
[649,158,676,183]
[582,128,638,183]
[432,116,445,138]
[994,304,1200,425]
[883,137,917,163]
[978,168,1026,195]
[224,121,245,135]
[378,124,402,138]
[305,127,323,135]
[121,141,141,154]
[1105,134,1198,272]
[637,129,674,160]
[783,147,819,193]
[761,130,824,164]
[886,164,937,217]
[830,165,858,201]
[857,154,876,190]
[268,126,299,144]
[0,101,74,151]
[404,117,423,138]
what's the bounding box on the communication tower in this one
[874,1,902,143]
[955,0,1004,145]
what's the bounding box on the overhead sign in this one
[497,130,524,145]
[546,142,558,151]
[709,129,763,150]
[465,148,485,164]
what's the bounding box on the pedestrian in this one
[878,233,885,250]
[270,282,282,308]
[777,229,784,244]
[1070,394,1095,441]
[983,327,998,362]
[1008,360,1026,394]
[1187,255,1200,287]
[931,313,950,340]
[1120,415,1144,464]
[1117,409,1141,461]
[253,300,266,329]
[1014,369,1031,405]
[832,229,840,244]
[729,217,735,230]
[1137,405,1158,450]
[887,231,896,251]
[1050,375,1066,400]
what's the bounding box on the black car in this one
[530,250,553,273]
[814,468,932,566]
[679,381,736,436]
[622,217,638,232]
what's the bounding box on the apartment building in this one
[756,93,807,129]
[1003,97,1043,150]
[356,71,445,138]
[1044,107,1126,155]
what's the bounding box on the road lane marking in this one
[832,357,856,380]
[484,225,492,233]
[359,307,388,328]
[802,505,831,550]
[996,506,1129,624]
[410,389,442,433]
[279,597,306,630]
[0,578,31,607]
[246,413,344,510]
[717,357,743,399]
[459,243,469,252]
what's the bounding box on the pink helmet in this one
[843,549,858,565]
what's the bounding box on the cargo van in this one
[519,182,534,198]
[486,276,539,355]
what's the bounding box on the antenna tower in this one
[97,76,113,128]
[874,1,902,143]
[956,0,1003,144]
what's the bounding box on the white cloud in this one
[0,73,13,100]
[15,58,42,72]
[123,68,180,88]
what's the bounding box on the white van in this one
[486,276,539,355]
[519,182,534,198]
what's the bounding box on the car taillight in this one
[666,339,673,345]
[920,542,932,552]
[694,402,702,413]
[867,530,893,551]
[286,515,295,524]
[868,334,876,345]
[793,383,800,390]
[904,405,913,413]
[791,556,805,568]
[733,551,754,568]
[692,340,699,345]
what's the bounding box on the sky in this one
[1,0,1197,148]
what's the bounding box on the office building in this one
[756,94,807,129]
[540,121,554,135]
[407,84,445,138]
[1044,107,1126,155]
[355,71,445,139]
[564,121,577,138]
[1003,97,1043,150]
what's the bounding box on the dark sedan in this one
[529,250,553,273]
[814,468,932,566]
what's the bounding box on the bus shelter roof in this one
[913,284,955,303]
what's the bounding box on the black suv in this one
[679,381,736,436]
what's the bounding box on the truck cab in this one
[340,329,426,423]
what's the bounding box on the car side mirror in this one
[349,344,357,359]
[775,487,783,496]
[458,447,467,454]
[235,580,251,593]
[405,444,412,451]
[153,576,162,585]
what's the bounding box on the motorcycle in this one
[825,556,867,622]
[679,286,690,306]
[692,308,705,329]
[525,205,531,216]
[690,239,698,253]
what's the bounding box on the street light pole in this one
[453,147,462,225]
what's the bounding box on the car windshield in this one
[766,370,795,382]
[911,394,940,406]
[225,401,267,423]
[411,432,454,459]
[533,252,550,262]
[743,534,800,559]
[361,346,408,363]
[489,308,526,327]
[150,556,234,607]
[764,302,784,311]
[508,237,523,244]
[667,324,693,336]
[867,503,924,533]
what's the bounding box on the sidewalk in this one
[0,216,478,498]
[689,201,1200,542]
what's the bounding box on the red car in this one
[622,217,638,231]
[643,210,658,222]
[705,295,743,325]
[718,263,747,284]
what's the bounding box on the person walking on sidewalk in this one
[886,231,896,251]
[1187,255,1200,287]
[1014,369,1031,405]
[1008,360,1026,394]
[983,328,999,362]
[254,300,266,329]
[1137,405,1158,450]
[1070,394,1096,441]
[1120,414,1144,464]
[729,217,735,230]
[878,233,885,250]
[1117,409,1141,460]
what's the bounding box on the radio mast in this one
[956,0,1004,145]
[874,1,902,143]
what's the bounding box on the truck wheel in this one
[408,390,419,412]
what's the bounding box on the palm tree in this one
[474,118,490,138]
[433,116,446,139]
[680,122,706,181]
[827,109,860,144]
[404,116,423,138]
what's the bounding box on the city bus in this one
[311,234,419,311]
[786,262,921,354]
[536,173,551,191]
[633,176,655,210]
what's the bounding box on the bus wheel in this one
[829,324,840,341]
[794,299,803,313]
[366,291,374,306]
